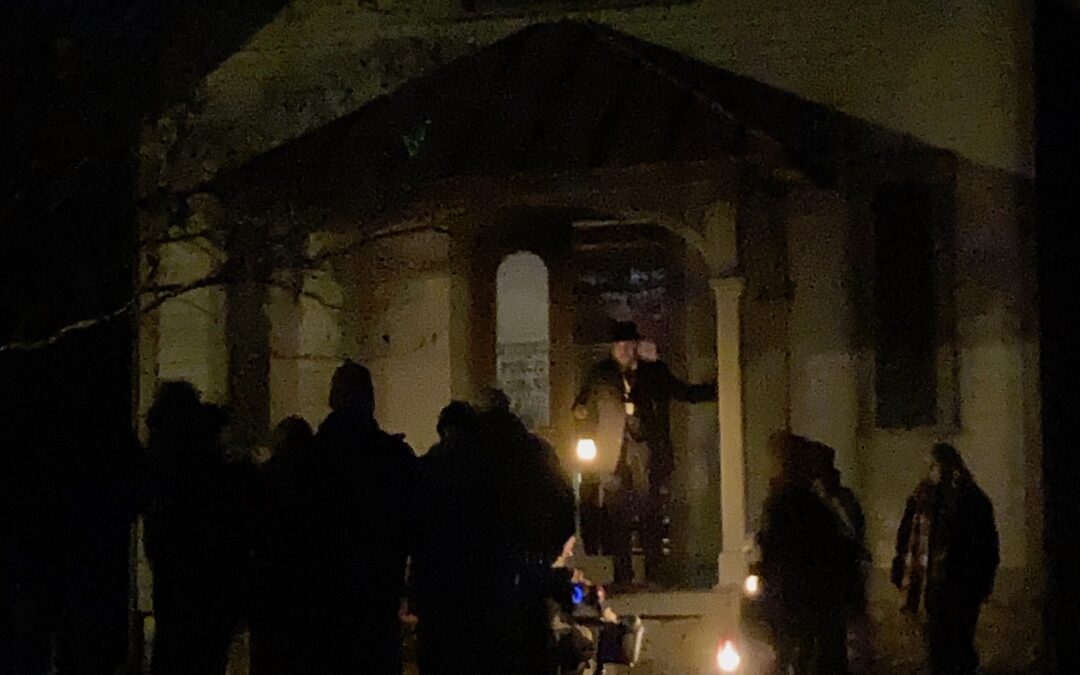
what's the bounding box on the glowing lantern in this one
[717,640,742,673]
[576,438,598,462]
[743,574,761,597]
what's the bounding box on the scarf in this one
[900,481,935,612]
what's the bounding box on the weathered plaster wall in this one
[739,186,788,532]
[335,228,454,454]
[144,239,229,406]
[786,187,860,486]
[951,162,1039,571]
[849,165,1038,575]
[267,235,346,430]
[148,0,1032,193]
[739,174,1038,579]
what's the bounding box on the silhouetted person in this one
[758,433,859,675]
[53,426,143,675]
[907,443,999,675]
[810,440,873,672]
[2,349,143,675]
[269,415,314,465]
[810,442,866,549]
[250,416,314,675]
[310,361,417,674]
[412,401,485,673]
[474,388,575,674]
[572,321,715,587]
[144,381,249,675]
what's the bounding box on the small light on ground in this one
[717,640,741,672]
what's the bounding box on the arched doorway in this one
[449,190,742,588]
[496,251,551,430]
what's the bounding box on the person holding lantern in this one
[571,321,717,589]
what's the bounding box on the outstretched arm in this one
[662,362,718,403]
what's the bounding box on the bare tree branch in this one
[137,229,218,248]
[0,302,135,355]
[304,222,449,268]
[298,289,344,311]
[0,274,226,354]
[0,221,448,354]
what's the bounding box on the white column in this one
[712,276,747,585]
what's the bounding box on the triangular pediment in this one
[204,21,946,218]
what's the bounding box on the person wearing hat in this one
[572,321,717,588]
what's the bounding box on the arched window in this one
[496,251,550,429]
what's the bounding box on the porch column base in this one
[718,549,747,586]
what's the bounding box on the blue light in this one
[572,584,585,605]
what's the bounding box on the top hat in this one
[610,321,642,343]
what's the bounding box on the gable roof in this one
[202,20,947,217]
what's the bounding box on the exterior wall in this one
[134,235,230,657]
[262,227,454,450]
[267,235,346,431]
[858,165,1039,576]
[785,187,860,487]
[951,162,1040,572]
[740,174,1038,580]
[336,228,454,454]
[739,186,789,532]
[142,239,229,408]
[152,0,1032,193]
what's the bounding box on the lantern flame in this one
[576,438,598,462]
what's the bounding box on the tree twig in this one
[0,274,226,354]
[1,221,448,353]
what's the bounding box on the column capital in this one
[709,275,745,297]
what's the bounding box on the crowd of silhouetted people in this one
[142,362,576,675]
[750,431,999,675]
[2,354,1001,675]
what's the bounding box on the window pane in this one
[873,184,938,428]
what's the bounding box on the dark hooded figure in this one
[310,361,417,674]
[472,388,576,675]
[144,381,249,675]
[249,415,315,675]
[920,443,999,675]
[809,440,873,671]
[412,401,486,673]
[757,432,860,675]
[809,441,869,613]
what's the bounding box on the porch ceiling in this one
[200,20,945,227]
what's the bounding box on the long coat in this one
[924,480,999,614]
[572,358,716,486]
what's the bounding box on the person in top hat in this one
[572,321,717,588]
